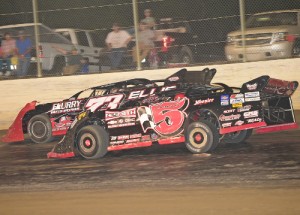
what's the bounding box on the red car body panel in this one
[1,101,37,143]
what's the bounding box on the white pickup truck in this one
[0,23,103,75]
[54,28,103,72]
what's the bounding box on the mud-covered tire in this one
[222,129,253,144]
[185,120,219,154]
[27,114,53,144]
[76,125,109,159]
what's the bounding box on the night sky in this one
[0,0,299,45]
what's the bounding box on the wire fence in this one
[0,0,299,79]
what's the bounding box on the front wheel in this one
[27,114,53,144]
[185,120,219,154]
[76,125,109,159]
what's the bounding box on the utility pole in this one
[132,0,142,70]
[32,0,42,77]
[239,0,247,62]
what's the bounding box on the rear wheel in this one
[180,47,194,64]
[27,114,53,144]
[222,129,253,144]
[292,40,300,57]
[76,125,109,159]
[185,120,219,154]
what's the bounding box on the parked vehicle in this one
[98,17,224,70]
[46,68,298,159]
[225,10,300,62]
[54,28,104,72]
[0,23,75,75]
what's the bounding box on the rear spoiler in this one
[241,76,298,96]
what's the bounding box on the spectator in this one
[1,32,17,75]
[16,30,32,77]
[132,22,156,66]
[105,23,132,70]
[52,45,88,75]
[141,9,156,29]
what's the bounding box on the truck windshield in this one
[246,12,298,28]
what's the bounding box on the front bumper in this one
[225,42,294,62]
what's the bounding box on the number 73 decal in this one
[138,98,189,136]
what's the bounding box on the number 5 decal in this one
[138,98,189,136]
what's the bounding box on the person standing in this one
[1,32,17,75]
[105,23,132,70]
[52,45,87,75]
[141,9,156,29]
[16,30,32,77]
[132,22,155,66]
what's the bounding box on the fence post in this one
[32,0,42,77]
[239,0,247,62]
[132,0,142,70]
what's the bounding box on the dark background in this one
[1,0,299,29]
[1,0,299,56]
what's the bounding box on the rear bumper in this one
[1,101,37,143]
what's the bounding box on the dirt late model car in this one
[46,68,298,159]
[1,79,158,144]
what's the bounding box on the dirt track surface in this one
[0,112,300,214]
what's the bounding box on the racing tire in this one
[180,46,194,65]
[27,114,53,144]
[222,129,253,144]
[185,120,219,154]
[76,125,109,159]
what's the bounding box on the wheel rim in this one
[189,128,208,148]
[31,121,47,139]
[79,133,96,155]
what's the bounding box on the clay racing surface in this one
[0,111,299,214]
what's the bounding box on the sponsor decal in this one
[105,108,136,121]
[247,118,262,123]
[128,85,176,100]
[194,98,214,106]
[110,133,146,145]
[230,93,245,104]
[51,116,73,131]
[106,108,137,128]
[235,120,244,126]
[50,100,81,114]
[168,76,179,82]
[245,97,261,102]
[222,122,232,128]
[223,109,235,114]
[232,103,243,108]
[142,95,159,104]
[246,83,258,91]
[237,105,252,112]
[264,78,297,96]
[221,94,230,106]
[219,114,241,121]
[243,110,259,119]
[245,91,260,98]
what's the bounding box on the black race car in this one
[47,68,299,159]
[1,78,157,144]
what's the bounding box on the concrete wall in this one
[0,58,299,130]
